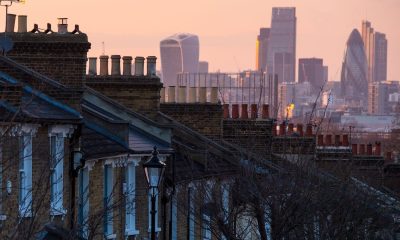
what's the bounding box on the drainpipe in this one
[69,124,82,231]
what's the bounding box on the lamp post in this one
[143,146,166,240]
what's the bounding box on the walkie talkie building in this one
[160,33,199,87]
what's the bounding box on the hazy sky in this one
[3,0,400,81]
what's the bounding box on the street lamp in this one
[143,146,166,240]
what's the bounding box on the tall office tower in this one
[361,21,375,83]
[278,82,296,119]
[160,33,199,87]
[266,7,296,83]
[340,29,368,104]
[368,82,388,115]
[361,21,387,82]
[198,61,209,73]
[256,28,270,71]
[374,32,387,81]
[298,58,324,94]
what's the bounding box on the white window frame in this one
[19,134,33,218]
[104,164,115,239]
[49,133,65,215]
[125,160,139,236]
[48,125,74,216]
[78,167,89,239]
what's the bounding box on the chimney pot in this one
[17,15,27,32]
[367,143,373,155]
[160,87,165,103]
[122,56,133,76]
[57,17,68,33]
[178,86,186,103]
[210,87,218,103]
[189,87,197,103]
[111,55,121,75]
[342,134,349,146]
[352,144,358,155]
[6,14,16,33]
[99,55,109,76]
[223,104,230,119]
[250,104,258,119]
[146,56,157,76]
[359,144,366,155]
[272,123,277,136]
[279,122,286,136]
[297,124,304,137]
[198,87,207,103]
[374,142,381,156]
[305,124,313,137]
[232,104,239,119]
[88,57,97,75]
[325,134,332,146]
[134,57,145,76]
[262,104,269,119]
[241,104,248,119]
[335,135,341,146]
[317,135,324,146]
[168,86,176,103]
[287,123,294,135]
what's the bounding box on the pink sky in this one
[3,0,400,81]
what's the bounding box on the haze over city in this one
[4,0,400,81]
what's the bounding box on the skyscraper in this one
[298,58,324,94]
[256,28,270,71]
[341,29,368,103]
[266,7,296,83]
[361,21,387,82]
[160,33,199,87]
[374,32,387,81]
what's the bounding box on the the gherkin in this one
[340,29,368,104]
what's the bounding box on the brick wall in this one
[2,33,91,89]
[86,76,162,118]
[160,103,223,140]
[223,119,274,157]
[0,125,73,238]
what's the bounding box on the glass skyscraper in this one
[266,7,296,83]
[341,29,368,103]
[160,33,199,87]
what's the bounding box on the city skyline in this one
[3,0,399,81]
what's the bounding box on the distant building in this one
[323,66,329,83]
[266,7,296,83]
[341,29,368,105]
[278,82,296,119]
[198,61,209,73]
[389,92,400,103]
[374,32,387,81]
[256,28,270,71]
[298,58,324,94]
[160,33,199,87]
[368,81,389,115]
[361,21,387,82]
